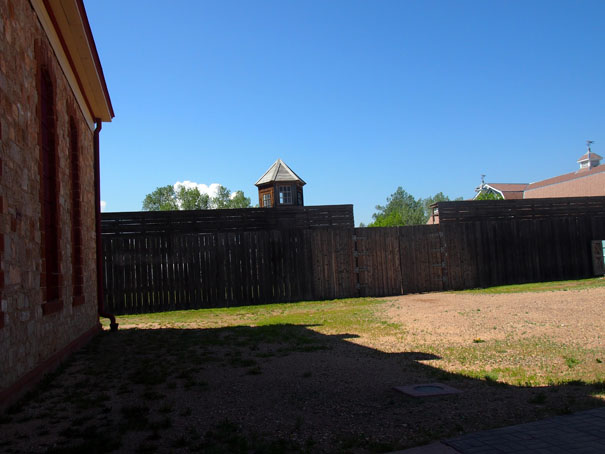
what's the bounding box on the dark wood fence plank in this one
[399,227,414,294]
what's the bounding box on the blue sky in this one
[85,0,605,225]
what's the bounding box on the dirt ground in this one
[384,287,605,349]
[1,287,604,453]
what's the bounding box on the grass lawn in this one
[455,276,605,294]
[2,279,605,453]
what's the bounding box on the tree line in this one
[142,183,474,227]
[142,185,252,211]
[365,187,463,227]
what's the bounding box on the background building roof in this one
[526,165,605,191]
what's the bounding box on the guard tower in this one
[255,159,306,208]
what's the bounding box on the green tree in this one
[177,187,210,210]
[475,191,503,200]
[228,190,252,209]
[212,185,233,209]
[369,188,463,226]
[369,187,426,226]
[142,185,179,211]
[422,192,463,219]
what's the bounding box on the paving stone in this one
[573,448,603,454]
[462,447,503,454]
[446,439,483,450]
[585,410,605,420]
[443,407,605,454]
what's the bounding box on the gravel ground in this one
[384,287,605,349]
[1,287,604,453]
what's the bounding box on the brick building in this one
[0,0,114,406]
[474,143,605,200]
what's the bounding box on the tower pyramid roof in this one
[255,159,306,186]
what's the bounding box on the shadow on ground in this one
[1,324,604,453]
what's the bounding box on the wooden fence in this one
[102,201,605,314]
[102,229,355,314]
[438,217,605,289]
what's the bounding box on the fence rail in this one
[102,199,605,315]
[101,205,354,235]
[435,196,605,223]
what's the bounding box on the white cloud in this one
[174,181,222,198]
[100,200,107,212]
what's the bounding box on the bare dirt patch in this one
[383,287,605,349]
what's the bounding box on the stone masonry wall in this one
[0,0,99,391]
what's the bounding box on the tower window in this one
[279,185,292,205]
[262,193,271,207]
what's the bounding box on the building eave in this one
[31,0,114,125]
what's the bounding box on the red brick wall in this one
[0,0,99,393]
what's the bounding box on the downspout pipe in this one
[94,119,118,331]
